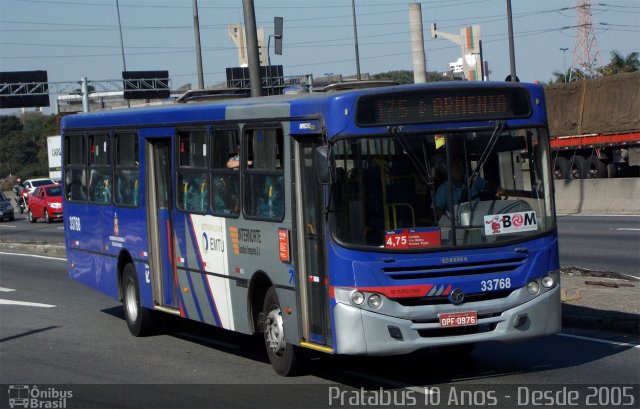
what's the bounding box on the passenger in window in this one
[94,178,111,203]
[434,158,503,219]
[227,145,252,169]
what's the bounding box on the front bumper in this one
[334,285,561,355]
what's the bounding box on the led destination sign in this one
[356,88,531,126]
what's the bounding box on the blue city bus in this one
[62,81,560,375]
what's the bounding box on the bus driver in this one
[434,158,503,219]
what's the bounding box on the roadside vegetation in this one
[0,113,59,191]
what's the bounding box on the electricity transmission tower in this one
[571,0,601,78]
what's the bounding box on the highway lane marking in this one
[616,228,640,231]
[0,224,17,228]
[0,287,16,292]
[0,299,56,308]
[558,333,640,349]
[0,251,66,261]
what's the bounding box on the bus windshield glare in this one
[329,126,555,249]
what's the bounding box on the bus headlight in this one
[351,291,365,305]
[367,294,383,309]
[527,280,540,295]
[541,275,554,288]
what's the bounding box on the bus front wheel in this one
[122,263,156,337]
[262,286,306,376]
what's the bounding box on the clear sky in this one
[1,0,639,113]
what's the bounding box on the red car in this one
[28,184,63,223]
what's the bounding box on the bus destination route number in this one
[356,88,531,125]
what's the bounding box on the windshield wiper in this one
[468,120,506,187]
[388,126,433,186]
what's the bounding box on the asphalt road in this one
[1,253,638,408]
[0,211,65,244]
[557,215,640,277]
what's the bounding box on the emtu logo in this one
[201,232,209,253]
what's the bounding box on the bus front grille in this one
[382,256,526,280]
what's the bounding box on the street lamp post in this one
[115,0,127,72]
[192,0,204,90]
[351,0,361,81]
[560,47,569,83]
[506,0,517,82]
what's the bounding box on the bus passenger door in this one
[145,138,178,310]
[294,138,331,347]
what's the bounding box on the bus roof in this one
[61,81,546,137]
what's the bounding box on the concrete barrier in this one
[554,178,640,214]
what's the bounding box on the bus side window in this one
[64,134,87,202]
[243,127,284,220]
[114,132,139,207]
[89,169,112,204]
[115,169,138,206]
[211,128,240,217]
[257,174,284,219]
[177,129,208,214]
[67,174,87,201]
[178,171,208,213]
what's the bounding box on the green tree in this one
[0,113,58,179]
[599,50,640,76]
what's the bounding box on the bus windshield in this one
[329,126,555,250]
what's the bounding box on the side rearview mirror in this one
[314,145,332,185]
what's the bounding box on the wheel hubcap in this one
[265,308,285,355]
[125,279,138,321]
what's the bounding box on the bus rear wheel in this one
[122,263,156,337]
[262,286,306,376]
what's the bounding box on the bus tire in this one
[122,263,156,337]
[606,163,617,178]
[262,286,306,376]
[569,155,589,179]
[588,156,607,178]
[553,156,570,180]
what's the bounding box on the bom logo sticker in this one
[484,211,538,236]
